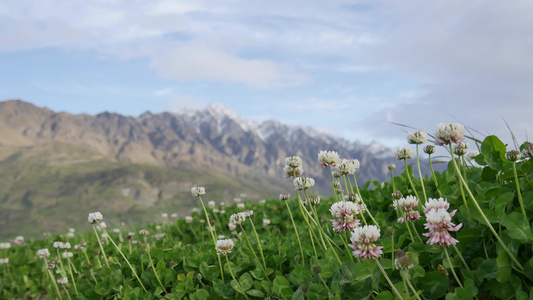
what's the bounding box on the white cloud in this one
[164,96,205,112]
[154,87,174,96]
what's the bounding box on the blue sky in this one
[1,0,532,149]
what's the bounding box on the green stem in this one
[225,255,250,300]
[402,272,422,300]
[390,169,396,192]
[329,166,339,201]
[99,225,147,292]
[284,201,305,267]
[400,210,415,243]
[62,284,72,300]
[93,226,109,268]
[375,259,404,300]
[444,247,463,288]
[146,239,166,291]
[318,273,332,294]
[416,145,427,204]
[248,218,269,280]
[428,155,443,197]
[66,258,79,296]
[198,196,225,281]
[452,244,470,272]
[240,224,270,281]
[404,159,420,200]
[512,162,527,218]
[48,269,63,300]
[342,231,354,262]
[448,145,523,270]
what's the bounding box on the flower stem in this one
[66,258,79,296]
[375,259,404,300]
[390,169,396,191]
[284,201,305,267]
[99,225,147,292]
[248,218,269,281]
[225,255,250,300]
[145,238,166,291]
[240,224,270,281]
[404,159,420,200]
[512,162,527,218]
[198,195,225,281]
[444,247,463,288]
[416,145,427,204]
[448,145,523,270]
[401,271,422,300]
[62,284,72,300]
[329,166,339,201]
[92,226,109,268]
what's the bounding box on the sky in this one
[1,0,532,149]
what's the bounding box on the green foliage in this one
[2,133,533,299]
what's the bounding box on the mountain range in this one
[0,100,396,239]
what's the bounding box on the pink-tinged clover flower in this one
[330,201,361,232]
[349,225,383,260]
[393,195,421,223]
[435,123,465,146]
[423,208,462,247]
[423,198,456,216]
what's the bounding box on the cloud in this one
[149,44,310,88]
[164,96,205,112]
[154,87,174,96]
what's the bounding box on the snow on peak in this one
[205,103,259,133]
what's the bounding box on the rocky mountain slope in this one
[0,100,396,238]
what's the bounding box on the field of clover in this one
[1,122,533,300]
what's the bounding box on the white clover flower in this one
[279,193,290,201]
[407,131,428,145]
[67,232,75,239]
[62,252,73,259]
[330,201,361,232]
[387,163,396,171]
[0,242,11,249]
[395,147,414,160]
[0,258,9,264]
[14,236,24,245]
[259,199,266,204]
[57,277,68,285]
[263,219,271,226]
[349,225,383,260]
[191,186,206,197]
[216,239,234,256]
[52,241,63,248]
[220,209,226,214]
[393,196,421,223]
[192,207,199,212]
[228,223,237,231]
[96,222,107,231]
[423,208,462,247]
[243,210,254,218]
[113,228,120,233]
[88,212,103,224]
[139,229,150,236]
[466,151,480,161]
[308,195,321,205]
[101,233,108,240]
[171,213,178,218]
[59,242,71,249]
[156,225,161,231]
[318,150,340,167]
[423,198,451,214]
[522,143,533,159]
[208,201,216,209]
[283,165,303,177]
[285,156,303,168]
[229,212,247,225]
[293,176,315,190]
[506,150,521,162]
[213,208,220,213]
[335,159,357,175]
[185,216,193,223]
[37,248,51,258]
[68,228,75,233]
[435,123,465,146]
[237,203,245,209]
[453,141,469,156]
[423,145,436,155]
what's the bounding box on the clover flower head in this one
[423,208,462,247]
[391,190,403,200]
[308,195,321,205]
[37,248,51,258]
[229,212,247,225]
[243,210,254,218]
[522,143,533,158]
[453,141,469,156]
[285,156,303,168]
[466,151,479,161]
[279,193,290,201]
[191,186,205,197]
[423,145,436,155]
[393,195,421,223]
[96,222,107,231]
[237,203,245,209]
[0,242,10,250]
[330,201,361,232]
[0,258,9,264]
[423,198,452,214]
[62,252,73,259]
[435,123,465,146]
[395,250,414,270]
[57,277,68,285]
[228,223,237,231]
[407,131,428,145]
[185,216,193,223]
[506,150,521,162]
[318,150,340,167]
[344,193,360,203]
[139,229,150,237]
[53,241,63,248]
[216,239,234,255]
[59,242,71,249]
[208,201,216,209]
[263,219,271,226]
[14,236,24,245]
[387,163,396,171]
[293,176,315,190]
[395,147,414,160]
[171,213,178,218]
[335,159,358,175]
[88,212,103,224]
[349,225,383,260]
